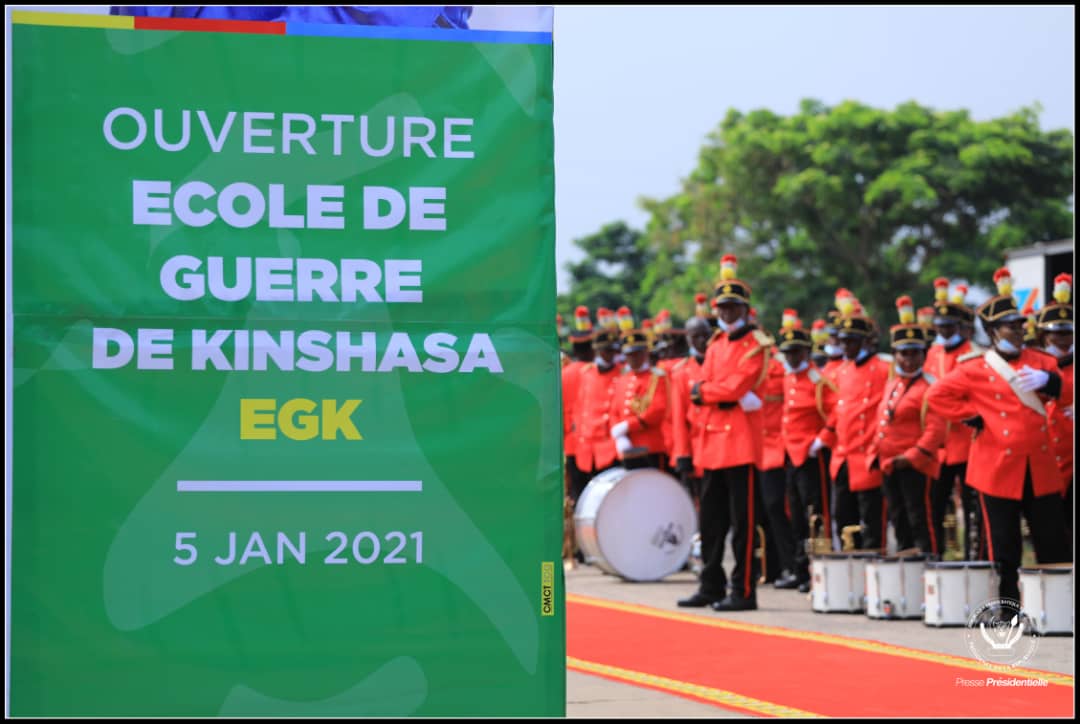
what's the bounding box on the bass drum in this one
[573,466,697,582]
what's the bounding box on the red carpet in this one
[567,595,1074,717]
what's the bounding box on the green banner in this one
[9,13,562,717]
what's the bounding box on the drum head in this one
[588,467,696,581]
[926,560,993,570]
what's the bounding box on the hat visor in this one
[837,330,868,339]
[621,343,649,353]
[987,312,1025,325]
[713,294,748,305]
[892,340,927,350]
[932,314,959,325]
[1038,321,1074,332]
[778,340,813,352]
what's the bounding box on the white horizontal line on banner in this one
[177,480,423,492]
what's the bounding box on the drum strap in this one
[630,372,662,418]
[984,349,1047,416]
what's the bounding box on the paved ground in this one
[564,562,1074,718]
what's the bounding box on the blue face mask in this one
[994,337,1020,355]
[782,359,809,374]
[824,343,843,358]
[934,333,962,347]
[855,348,871,362]
[717,317,745,334]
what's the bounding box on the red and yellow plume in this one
[1053,273,1072,305]
[917,307,935,327]
[781,308,799,330]
[573,305,592,332]
[834,288,855,316]
[616,306,634,331]
[810,319,828,345]
[993,267,1012,296]
[597,307,616,330]
[852,299,864,315]
[933,277,949,303]
[895,295,915,324]
[654,308,671,333]
[642,318,654,343]
[694,293,709,317]
[949,284,968,305]
[720,254,738,281]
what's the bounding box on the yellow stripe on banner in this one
[11,11,134,30]
[567,656,824,718]
[568,594,1074,688]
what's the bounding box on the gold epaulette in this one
[651,367,667,378]
[808,367,839,392]
[957,350,985,363]
[923,371,937,385]
[753,330,775,347]
[709,329,725,344]
[672,357,689,372]
[877,352,894,363]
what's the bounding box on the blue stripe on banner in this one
[285,23,552,45]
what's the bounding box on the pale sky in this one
[553,5,1076,292]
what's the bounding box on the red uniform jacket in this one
[823,357,845,384]
[759,356,786,471]
[782,365,838,468]
[572,362,620,473]
[691,326,769,471]
[867,373,946,478]
[609,365,670,455]
[1047,354,1073,489]
[671,354,708,475]
[822,354,892,491]
[925,339,977,465]
[926,348,1062,500]
[561,360,588,458]
[658,357,684,464]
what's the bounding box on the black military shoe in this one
[711,594,757,611]
[773,570,800,589]
[797,580,811,594]
[677,591,717,608]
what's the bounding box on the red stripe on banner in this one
[567,598,1073,717]
[133,16,286,34]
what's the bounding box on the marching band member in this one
[867,297,947,555]
[779,324,838,591]
[608,321,670,471]
[563,307,595,504]
[572,326,622,482]
[679,255,771,612]
[1037,273,1074,544]
[926,268,1071,603]
[819,311,893,552]
[924,280,983,559]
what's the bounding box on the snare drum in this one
[865,554,926,620]
[923,561,998,627]
[1019,564,1073,636]
[810,552,876,613]
[573,467,697,581]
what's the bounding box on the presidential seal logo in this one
[964,598,1039,668]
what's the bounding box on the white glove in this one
[615,435,633,455]
[808,437,825,458]
[610,421,630,439]
[1064,405,1074,421]
[739,391,763,412]
[1014,366,1050,393]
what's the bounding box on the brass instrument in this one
[943,512,962,561]
[807,513,833,555]
[840,524,863,552]
[756,524,767,584]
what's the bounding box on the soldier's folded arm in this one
[695,358,764,406]
[925,368,979,423]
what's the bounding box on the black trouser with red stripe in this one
[882,467,937,555]
[979,466,1072,602]
[932,462,964,556]
[701,464,758,600]
[787,453,831,581]
[832,463,862,549]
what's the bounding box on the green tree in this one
[557,221,662,325]
[637,99,1073,330]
